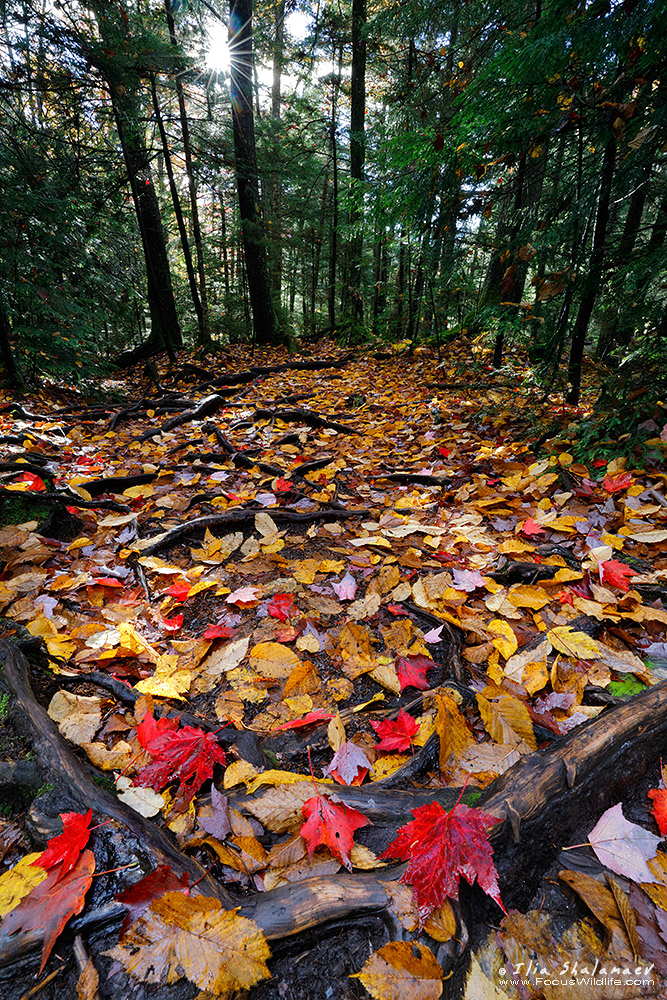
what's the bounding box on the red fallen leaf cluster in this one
[135,711,226,805]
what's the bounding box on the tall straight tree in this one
[342,0,366,322]
[229,0,278,345]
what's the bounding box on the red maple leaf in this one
[592,459,607,468]
[275,477,293,492]
[135,715,226,805]
[603,471,634,493]
[165,582,191,601]
[521,517,545,537]
[301,793,370,870]
[557,590,574,605]
[116,865,189,937]
[395,654,437,691]
[17,471,46,491]
[136,709,180,750]
[438,446,450,457]
[380,799,505,925]
[274,710,334,730]
[32,809,92,880]
[386,604,408,616]
[89,577,124,588]
[267,593,296,622]
[649,788,667,836]
[202,624,236,639]
[162,613,184,633]
[322,741,372,785]
[599,559,638,592]
[4,850,95,972]
[371,709,420,752]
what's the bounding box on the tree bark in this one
[566,132,617,404]
[150,74,204,339]
[229,0,279,346]
[341,0,366,323]
[269,0,285,301]
[164,0,211,344]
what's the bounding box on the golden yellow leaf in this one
[370,754,408,780]
[134,669,191,700]
[249,642,301,679]
[423,900,457,942]
[504,641,549,695]
[246,770,332,794]
[477,694,536,750]
[487,620,518,659]
[0,853,47,918]
[435,693,475,774]
[106,892,270,996]
[546,626,601,659]
[351,940,443,1000]
[223,760,260,789]
[327,712,346,751]
[507,585,550,610]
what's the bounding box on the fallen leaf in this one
[371,710,420,752]
[351,940,443,1000]
[546,625,601,659]
[116,865,190,937]
[32,809,92,879]
[599,559,638,592]
[380,799,504,925]
[107,891,270,995]
[0,853,48,917]
[395,654,437,691]
[301,792,370,870]
[135,712,226,806]
[332,571,358,600]
[322,742,372,785]
[199,785,232,840]
[267,593,296,621]
[0,849,95,972]
[587,803,662,883]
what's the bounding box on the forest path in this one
[0,342,666,999]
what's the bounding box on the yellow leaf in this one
[507,585,550,610]
[370,755,408,780]
[0,854,47,917]
[106,892,270,996]
[546,626,601,659]
[223,760,260,789]
[477,693,536,750]
[351,940,443,1000]
[134,670,191,700]
[328,711,346,751]
[246,770,332,794]
[435,693,475,774]
[249,642,301,679]
[487,619,518,659]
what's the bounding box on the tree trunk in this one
[111,88,182,358]
[341,0,366,323]
[229,0,278,346]
[269,0,285,301]
[164,0,211,344]
[0,298,18,382]
[566,133,617,404]
[150,74,204,338]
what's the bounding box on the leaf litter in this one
[1,342,667,996]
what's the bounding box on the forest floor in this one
[0,340,666,1000]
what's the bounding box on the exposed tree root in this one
[138,505,369,556]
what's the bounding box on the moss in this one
[0,493,52,527]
